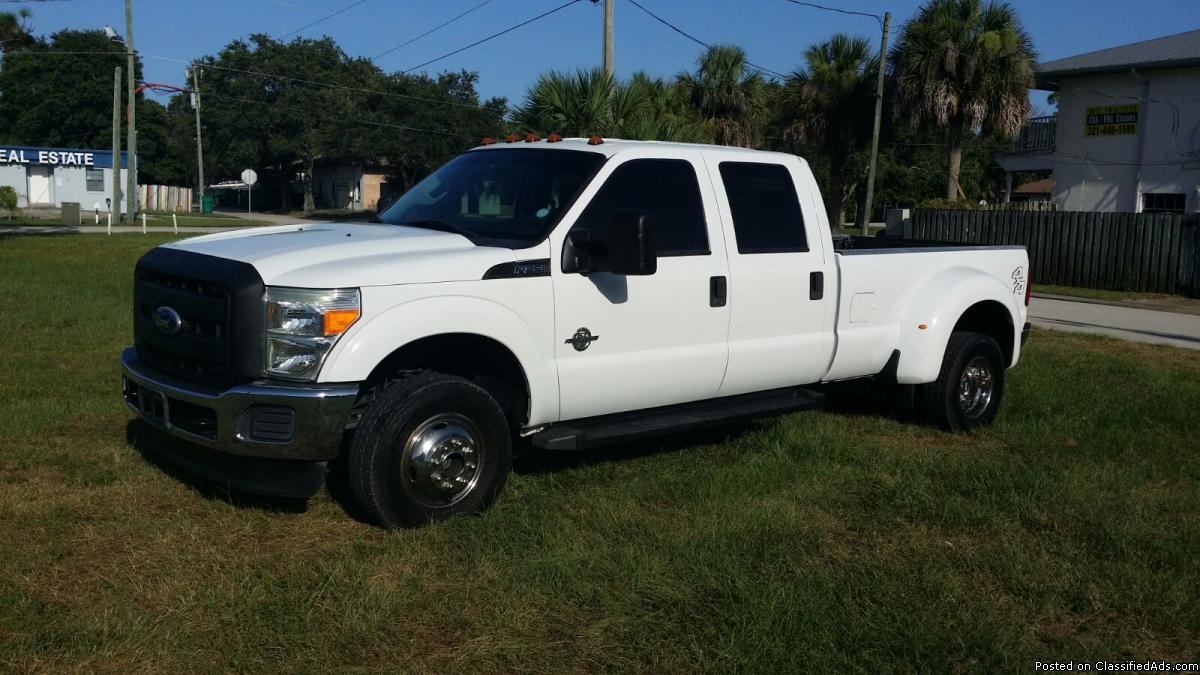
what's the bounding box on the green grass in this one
[142,213,274,228]
[1,212,272,228]
[1,235,1198,671]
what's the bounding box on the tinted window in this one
[378,149,605,248]
[719,162,807,254]
[574,159,709,256]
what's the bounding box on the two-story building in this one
[997,29,1200,213]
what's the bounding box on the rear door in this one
[706,156,835,395]
[551,151,730,421]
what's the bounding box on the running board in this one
[531,387,824,451]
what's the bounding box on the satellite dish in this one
[240,169,258,186]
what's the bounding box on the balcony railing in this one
[1010,115,1056,154]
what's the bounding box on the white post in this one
[172,213,178,233]
[248,184,252,214]
[94,211,99,225]
[107,212,112,235]
[141,212,147,234]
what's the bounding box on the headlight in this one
[264,287,360,380]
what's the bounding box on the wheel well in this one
[952,300,1014,365]
[364,333,530,427]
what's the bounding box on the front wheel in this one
[348,371,512,528]
[918,331,1005,432]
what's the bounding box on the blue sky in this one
[18,0,1200,112]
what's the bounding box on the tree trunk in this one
[946,114,965,201]
[303,154,316,215]
[277,172,291,212]
[828,154,847,230]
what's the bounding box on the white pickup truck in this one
[121,137,1030,527]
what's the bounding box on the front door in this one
[27,166,52,205]
[551,152,730,421]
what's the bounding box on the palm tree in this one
[0,8,34,54]
[779,34,877,228]
[892,0,1035,200]
[511,68,703,142]
[677,45,766,147]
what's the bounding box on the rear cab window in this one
[718,161,808,254]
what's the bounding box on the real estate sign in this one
[1085,104,1138,136]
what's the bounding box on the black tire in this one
[917,331,1005,432]
[348,371,512,528]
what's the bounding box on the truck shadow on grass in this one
[127,387,914,524]
[125,420,310,514]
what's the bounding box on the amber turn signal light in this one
[323,308,360,336]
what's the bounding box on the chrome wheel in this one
[958,356,994,419]
[399,413,483,508]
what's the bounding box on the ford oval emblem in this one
[152,305,183,335]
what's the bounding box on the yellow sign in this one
[1086,104,1138,136]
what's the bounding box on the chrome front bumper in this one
[120,346,359,461]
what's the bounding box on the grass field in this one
[1,234,1198,671]
[1,212,272,228]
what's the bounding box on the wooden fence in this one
[138,184,193,213]
[905,209,1200,297]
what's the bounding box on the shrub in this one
[0,186,18,219]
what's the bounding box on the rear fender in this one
[895,267,1021,384]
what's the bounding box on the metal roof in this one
[1037,29,1200,81]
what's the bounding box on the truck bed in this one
[832,235,1025,254]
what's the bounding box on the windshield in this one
[377,148,606,247]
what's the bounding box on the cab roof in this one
[470,137,802,162]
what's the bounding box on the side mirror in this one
[562,210,657,276]
[603,210,657,275]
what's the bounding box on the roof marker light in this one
[525,132,541,143]
[505,133,520,143]
[587,135,604,145]
[481,136,496,145]
[547,132,563,143]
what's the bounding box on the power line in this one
[374,0,495,61]
[280,0,369,39]
[623,0,788,80]
[403,0,585,74]
[783,0,883,29]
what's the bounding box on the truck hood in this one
[164,222,516,287]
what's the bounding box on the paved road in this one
[1029,297,1200,350]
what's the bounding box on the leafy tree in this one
[0,30,126,148]
[891,0,1036,200]
[777,34,877,228]
[677,45,766,147]
[192,34,504,212]
[511,68,702,141]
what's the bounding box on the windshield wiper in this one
[396,220,476,241]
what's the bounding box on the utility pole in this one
[603,0,613,77]
[860,11,890,236]
[112,66,122,223]
[192,67,205,211]
[125,0,137,222]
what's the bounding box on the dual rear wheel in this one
[917,331,1006,432]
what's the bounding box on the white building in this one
[997,29,1200,213]
[0,145,133,213]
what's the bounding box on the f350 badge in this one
[566,327,599,352]
[1011,267,1026,295]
